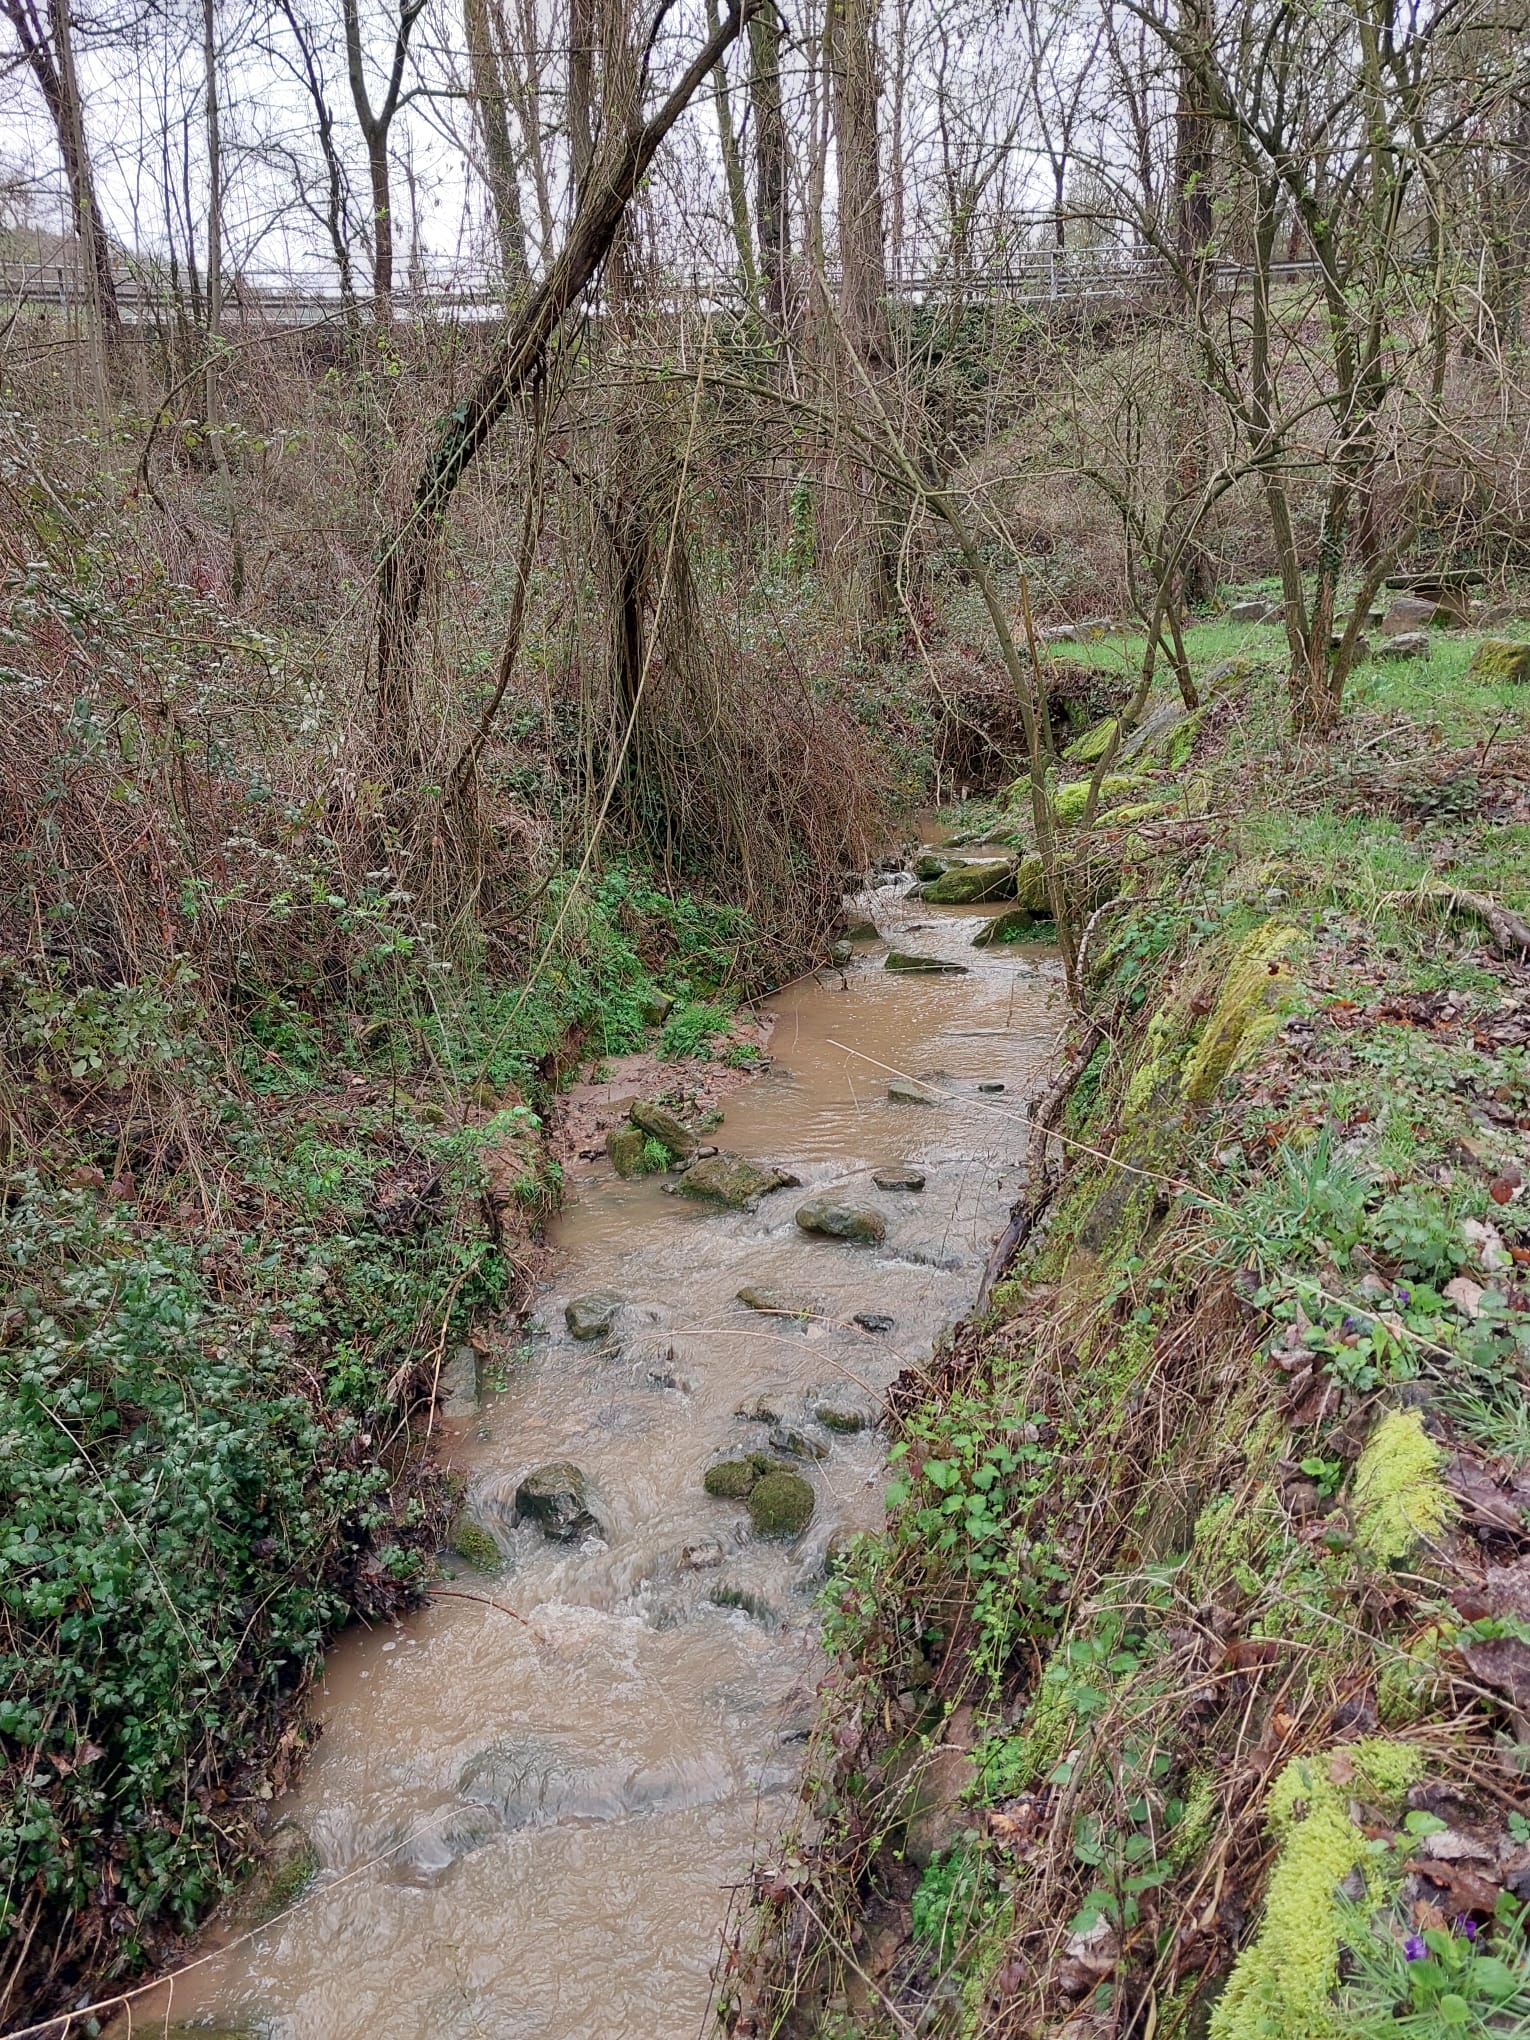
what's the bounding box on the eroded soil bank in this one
[136,854,1062,2039]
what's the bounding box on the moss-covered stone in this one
[240,1818,318,1925]
[1209,1741,1422,2040]
[1352,1408,1455,1564]
[919,860,1013,904]
[971,907,1039,946]
[1011,854,1049,913]
[703,1453,774,1499]
[679,1152,790,1207]
[1096,799,1170,828]
[629,1099,697,1160]
[606,1124,648,1177]
[1063,716,1121,764]
[795,1195,887,1243]
[1180,920,1303,1106]
[1052,774,1144,825]
[747,1469,815,1537]
[1467,637,1530,684]
[450,1517,502,1572]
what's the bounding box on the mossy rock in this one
[844,919,880,941]
[1180,921,1303,1106]
[918,859,1013,904]
[450,1516,502,1573]
[607,1124,649,1177]
[1352,1408,1455,1564]
[703,1452,775,1499]
[972,907,1039,947]
[1052,774,1145,825]
[1096,799,1170,828]
[629,1099,697,1160]
[747,1469,815,1538]
[796,1195,887,1243]
[240,1818,318,1925]
[885,951,969,975]
[1063,716,1121,764]
[565,1291,622,1340]
[514,1461,600,1540]
[679,1152,790,1208]
[1011,854,1049,913]
[1467,637,1530,684]
[912,853,948,880]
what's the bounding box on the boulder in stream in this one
[679,1538,727,1570]
[912,853,948,880]
[972,906,1039,947]
[829,940,853,966]
[629,1099,699,1160]
[887,1076,941,1105]
[769,1420,828,1460]
[514,1461,602,1541]
[795,1195,887,1244]
[565,1291,622,1341]
[811,1383,879,1433]
[843,919,880,941]
[680,1152,791,1207]
[737,1284,811,1321]
[747,1470,816,1538]
[873,1165,925,1191]
[703,1452,776,1499]
[436,1342,479,1419]
[606,1123,649,1176]
[919,859,1012,904]
[885,951,969,975]
[854,1311,896,1334]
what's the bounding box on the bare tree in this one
[341,0,428,319]
[463,0,530,289]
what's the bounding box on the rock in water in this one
[748,1470,815,1538]
[565,1291,622,1340]
[629,1099,698,1160]
[737,1285,811,1320]
[811,1383,878,1433]
[885,951,969,975]
[679,1538,726,1570]
[607,1123,648,1176]
[854,1311,896,1334]
[514,1462,601,1540]
[829,939,853,966]
[887,1076,941,1105]
[769,1421,828,1460]
[919,860,1013,904]
[973,906,1038,947]
[843,919,879,940]
[679,1153,790,1207]
[703,1453,775,1499]
[796,1195,887,1243]
[873,1166,925,1190]
[912,853,948,880]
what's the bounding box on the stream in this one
[148,844,1061,2040]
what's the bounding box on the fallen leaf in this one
[1404,1856,1503,1914]
[1445,1276,1486,1318]
[1462,1634,1530,1711]
[1490,1178,1517,1205]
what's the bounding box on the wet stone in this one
[795,1195,887,1244]
[735,1388,787,1423]
[977,1081,1006,1093]
[607,1124,648,1176]
[747,1470,815,1539]
[829,940,853,966]
[629,1099,698,1160]
[885,951,968,975]
[811,1384,878,1433]
[679,1538,727,1571]
[679,1153,791,1207]
[565,1291,622,1341]
[844,919,879,940]
[912,853,948,880]
[514,1461,601,1541]
[887,1076,941,1105]
[769,1421,828,1460]
[873,1165,925,1191]
[703,1453,775,1499]
[854,1311,896,1334]
[972,907,1037,947]
[918,859,1012,904]
[737,1284,810,1321]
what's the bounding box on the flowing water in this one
[147,852,1061,2040]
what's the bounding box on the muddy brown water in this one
[147,855,1061,2040]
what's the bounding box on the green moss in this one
[1180,920,1303,1106]
[1377,1622,1456,1726]
[1123,1006,1185,1120]
[1063,716,1121,764]
[1466,637,1530,685]
[747,1469,815,1537]
[1210,1741,1423,2040]
[450,1519,502,1573]
[1052,774,1145,824]
[1097,799,1170,827]
[704,1453,774,1500]
[1351,1409,1455,1565]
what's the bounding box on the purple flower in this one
[1394,1285,1411,1307]
[1404,1934,1427,1960]
[1455,1916,1478,1942]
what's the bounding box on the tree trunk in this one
[2,0,121,334]
[372,0,754,761]
[749,1,791,338]
[463,0,529,290]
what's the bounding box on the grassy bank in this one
[728,612,1530,2038]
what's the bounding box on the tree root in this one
[1391,883,1530,956]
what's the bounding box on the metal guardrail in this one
[0,252,1330,323]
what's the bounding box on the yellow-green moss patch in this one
[1180,920,1303,1106]
[1209,1740,1423,2040]
[1352,1408,1455,1565]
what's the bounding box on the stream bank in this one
[134,847,1063,2039]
